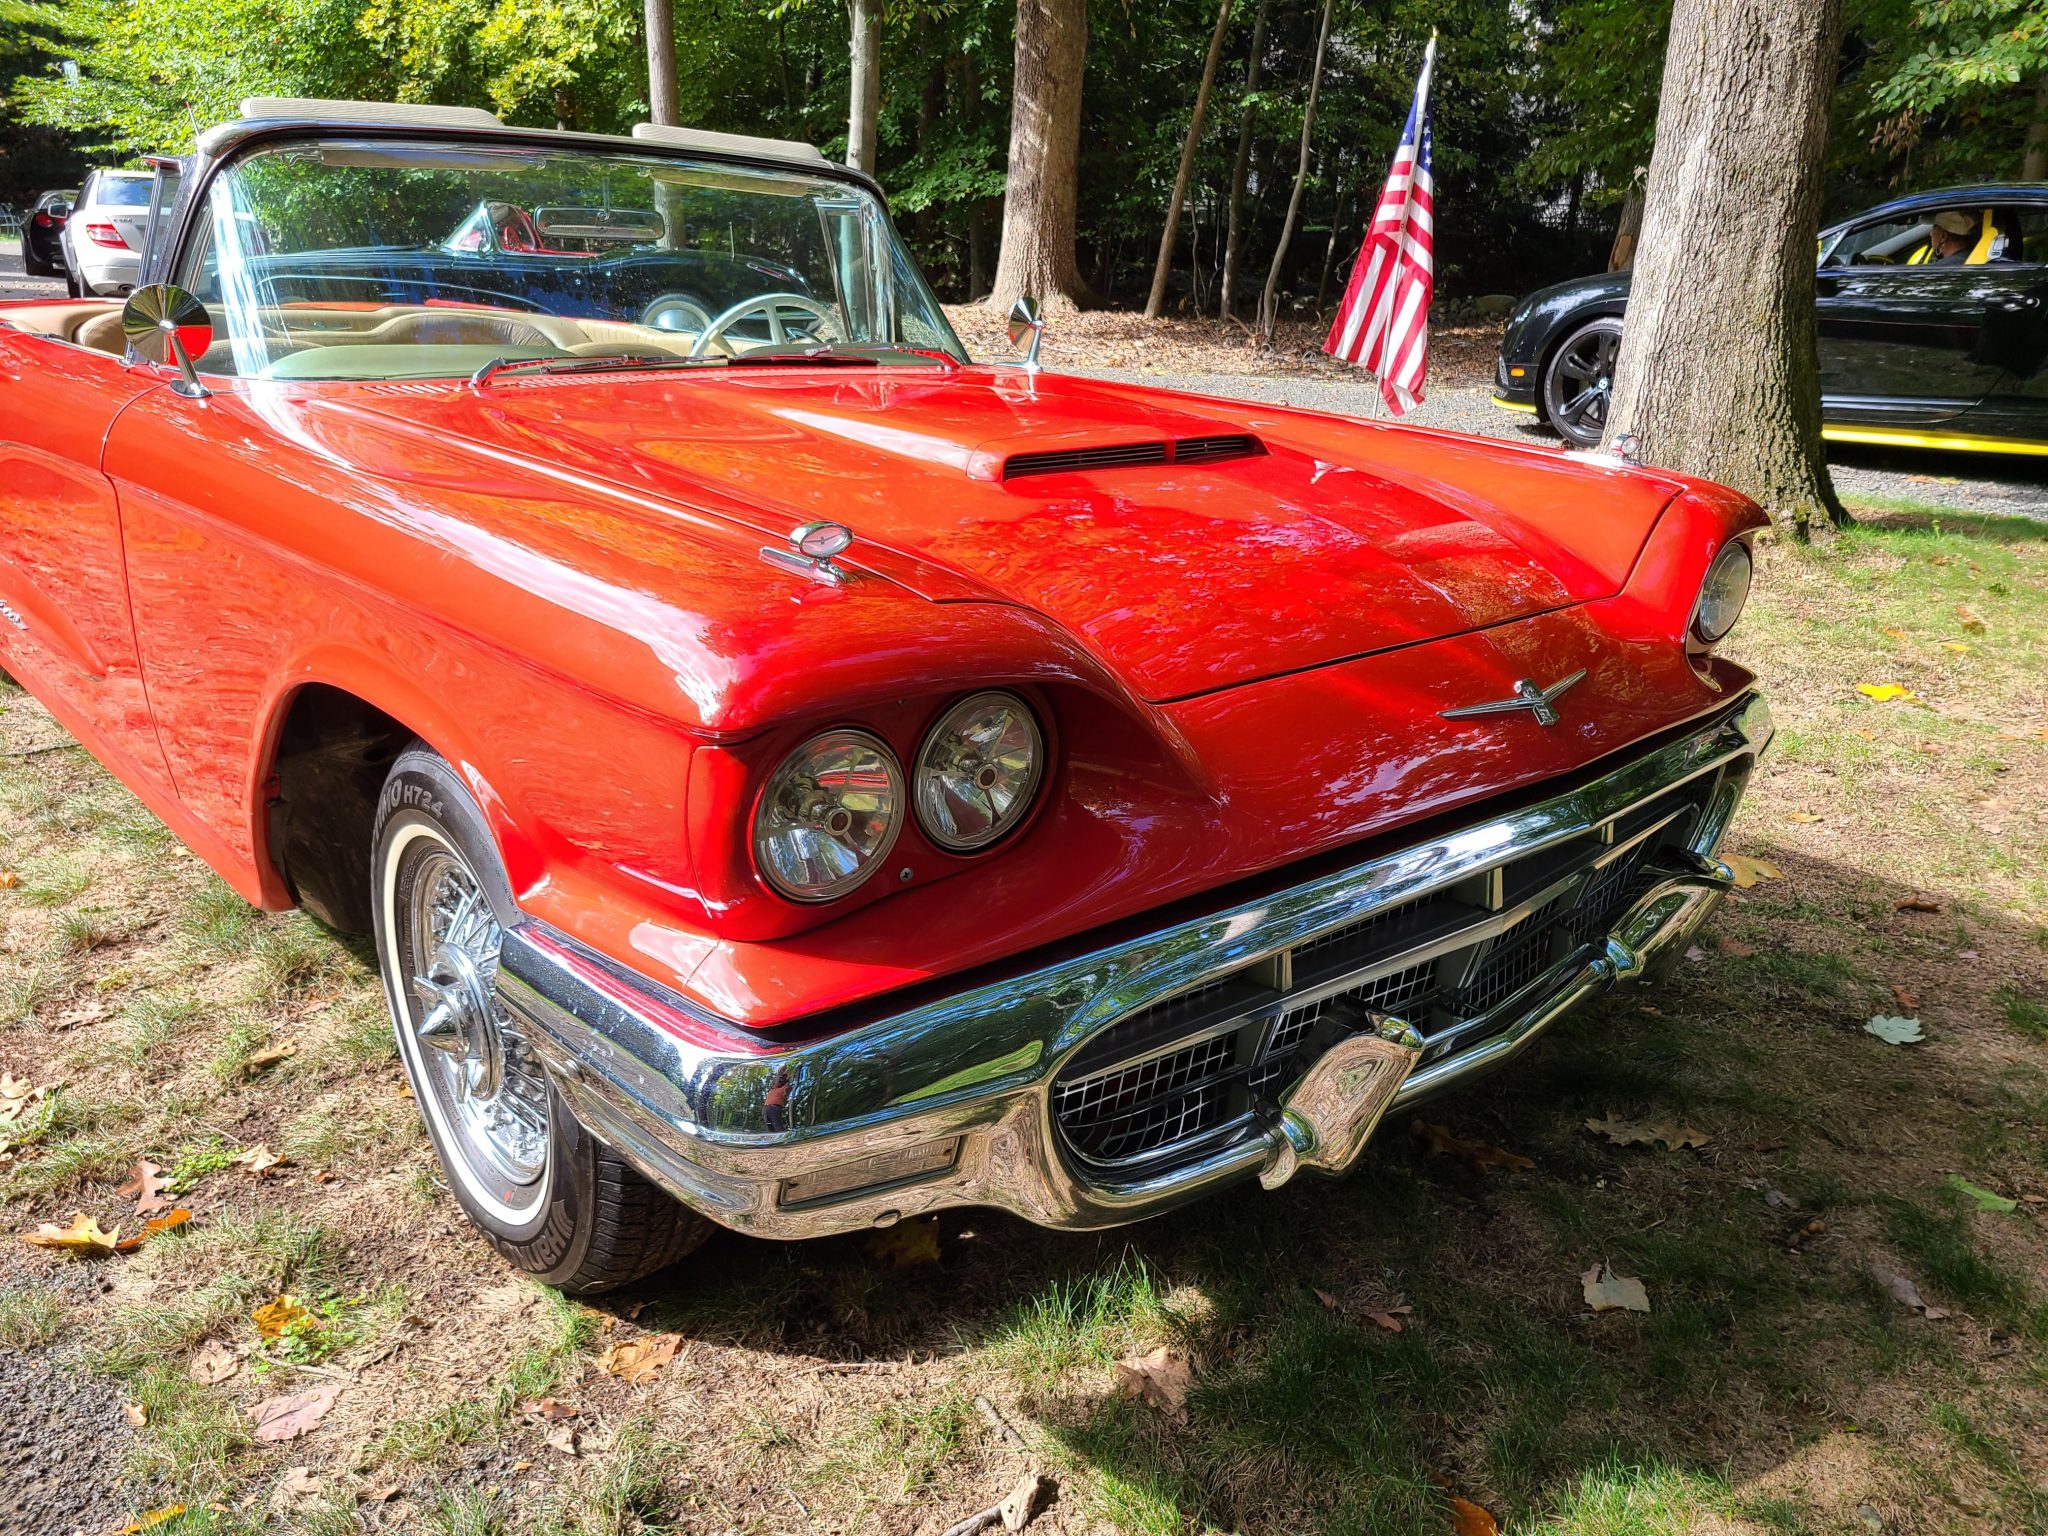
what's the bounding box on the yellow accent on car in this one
[1822,424,2048,457]
[1490,393,1540,413]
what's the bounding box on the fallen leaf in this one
[1872,1265,1949,1319]
[1939,641,1971,654]
[1955,603,1987,633]
[1000,1471,1053,1532]
[1891,985,1918,1012]
[1684,944,1708,963]
[1880,625,1907,639]
[188,1339,240,1384]
[1946,1176,2018,1215]
[530,1396,577,1422]
[545,1422,581,1457]
[230,1144,288,1176]
[1114,1346,1191,1421]
[0,1074,47,1127]
[20,1210,119,1257]
[241,1044,297,1076]
[114,1208,191,1252]
[1721,854,1782,888]
[253,1295,313,1340]
[1894,896,1942,914]
[122,1401,147,1428]
[0,871,17,888]
[1785,812,1823,824]
[270,1466,326,1514]
[364,1484,401,1502]
[1584,1113,1712,1151]
[248,1382,342,1442]
[1718,936,1755,957]
[864,1215,941,1268]
[1865,1015,1924,1045]
[117,1506,186,1533]
[1856,682,1920,704]
[1313,1288,1339,1310]
[1581,1263,1651,1314]
[1411,1119,1533,1174]
[594,1332,681,1386]
[1451,1494,1500,1536]
[1363,1304,1413,1333]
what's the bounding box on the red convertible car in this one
[0,100,1769,1292]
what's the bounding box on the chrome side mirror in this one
[121,284,212,399]
[1006,295,1045,373]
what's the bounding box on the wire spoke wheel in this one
[400,845,550,1201]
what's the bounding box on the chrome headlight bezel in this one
[751,728,904,903]
[1691,540,1753,646]
[912,691,1046,854]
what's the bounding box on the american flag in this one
[1324,32,1437,413]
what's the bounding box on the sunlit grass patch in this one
[247,911,348,998]
[988,1251,1178,1386]
[180,877,257,954]
[0,1280,69,1347]
[119,990,201,1067]
[18,854,92,908]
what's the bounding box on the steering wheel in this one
[689,292,839,358]
[639,292,713,335]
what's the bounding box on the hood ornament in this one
[1441,669,1588,728]
[760,520,854,583]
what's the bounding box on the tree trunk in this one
[1603,0,1846,538]
[1217,0,1272,321]
[1607,184,1643,271]
[643,0,679,125]
[1314,173,1351,311]
[2024,73,2048,181]
[1144,0,1235,319]
[1257,0,1337,343]
[989,0,1093,311]
[847,0,883,174]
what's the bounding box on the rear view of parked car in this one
[20,190,77,278]
[60,168,152,296]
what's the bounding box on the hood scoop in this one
[1001,432,1265,481]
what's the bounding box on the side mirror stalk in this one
[120,284,213,399]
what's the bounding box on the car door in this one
[1816,208,2009,423]
[1952,202,2048,442]
[0,321,174,786]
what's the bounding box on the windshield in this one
[177,138,966,381]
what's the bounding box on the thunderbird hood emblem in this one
[1441,669,1588,728]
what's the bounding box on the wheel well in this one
[1534,308,1627,431]
[265,685,416,935]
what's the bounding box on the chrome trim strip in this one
[500,691,1771,1239]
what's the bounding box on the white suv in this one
[60,168,154,297]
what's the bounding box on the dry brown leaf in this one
[545,1422,582,1457]
[270,1466,326,1515]
[595,1332,681,1386]
[1313,1288,1339,1310]
[1892,985,1919,1013]
[253,1295,312,1340]
[230,1144,288,1176]
[188,1339,240,1384]
[864,1215,941,1268]
[114,1209,191,1252]
[0,871,17,888]
[249,1382,342,1442]
[1873,1265,1949,1319]
[1584,1113,1712,1152]
[116,1160,171,1215]
[1955,603,1987,633]
[0,1074,47,1127]
[1363,1304,1413,1333]
[122,1401,147,1428]
[1894,896,1942,914]
[1410,1119,1533,1174]
[531,1396,577,1422]
[1113,1345,1191,1422]
[1721,854,1782,889]
[1718,936,1755,957]
[1581,1263,1651,1314]
[21,1210,119,1257]
[1451,1494,1500,1536]
[241,1044,297,1076]
[1000,1471,1053,1532]
[1785,811,1823,824]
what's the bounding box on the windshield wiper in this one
[468,353,724,387]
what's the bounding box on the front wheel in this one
[1540,314,1625,450]
[371,746,711,1292]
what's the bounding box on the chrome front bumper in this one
[500,692,1772,1240]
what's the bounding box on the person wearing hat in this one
[1926,209,1979,264]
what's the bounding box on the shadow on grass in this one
[610,845,2047,1532]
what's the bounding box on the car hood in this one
[337,366,1684,703]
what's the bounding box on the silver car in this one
[60,168,153,296]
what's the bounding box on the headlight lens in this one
[913,692,1044,852]
[752,729,903,902]
[1692,541,1753,644]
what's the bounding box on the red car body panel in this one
[0,315,1765,1031]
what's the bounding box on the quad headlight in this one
[753,729,903,902]
[1692,541,1753,645]
[913,692,1044,852]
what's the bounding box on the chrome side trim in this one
[500,691,1772,1239]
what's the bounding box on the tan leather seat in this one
[74,311,129,357]
[374,311,572,351]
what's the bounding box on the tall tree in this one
[847,0,882,171]
[1217,0,1271,322]
[1603,0,1846,537]
[988,0,1091,309]
[644,0,679,124]
[1143,0,1234,318]
[1256,0,1336,342]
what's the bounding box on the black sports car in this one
[1493,183,2048,455]
[20,189,77,278]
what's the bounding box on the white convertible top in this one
[229,98,830,173]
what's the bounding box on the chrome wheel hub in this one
[406,851,549,1190]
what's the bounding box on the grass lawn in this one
[0,504,2043,1536]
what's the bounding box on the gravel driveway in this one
[7,241,2042,519]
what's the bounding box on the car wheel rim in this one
[402,846,550,1196]
[1551,328,1620,440]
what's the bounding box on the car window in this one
[98,177,154,208]
[2006,208,2048,265]
[1825,216,1932,266]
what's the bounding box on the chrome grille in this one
[1050,772,1724,1171]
